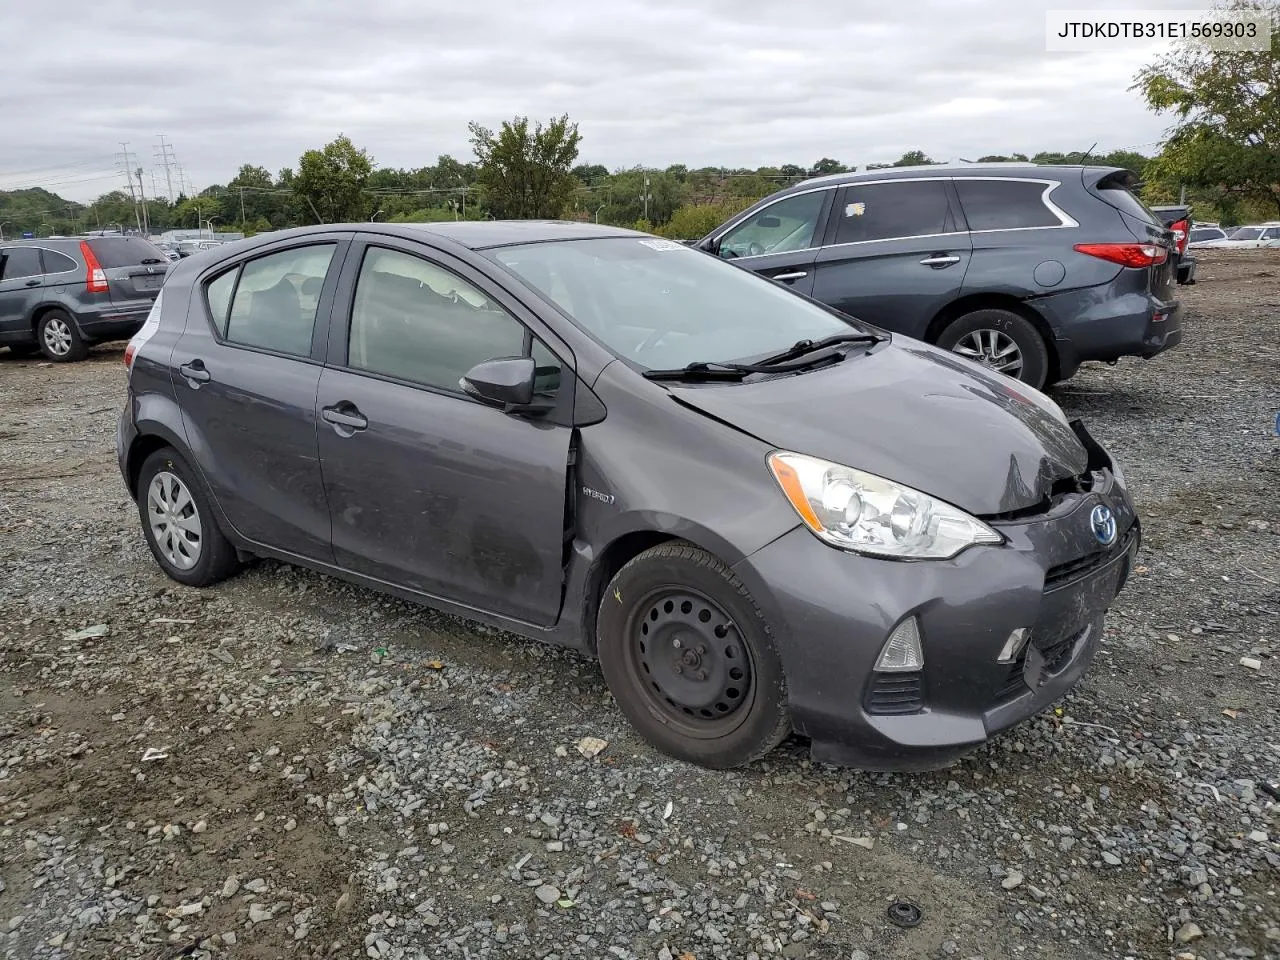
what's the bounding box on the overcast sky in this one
[3,0,1205,203]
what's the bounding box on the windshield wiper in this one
[642,349,854,382]
[754,331,885,367]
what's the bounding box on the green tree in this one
[811,158,847,175]
[657,199,759,240]
[469,114,582,219]
[292,134,374,224]
[1134,0,1280,216]
[226,163,282,229]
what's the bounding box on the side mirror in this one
[757,215,781,228]
[460,356,538,409]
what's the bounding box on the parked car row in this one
[1191,221,1280,249]
[692,163,1183,390]
[116,219,1141,771]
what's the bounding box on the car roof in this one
[233,220,647,253]
[782,162,1129,193]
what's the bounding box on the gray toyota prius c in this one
[117,221,1140,771]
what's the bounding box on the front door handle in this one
[322,404,368,433]
[24,279,40,287]
[770,271,808,282]
[178,360,211,384]
[919,255,961,267]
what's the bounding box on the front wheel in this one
[596,542,790,769]
[936,308,1049,390]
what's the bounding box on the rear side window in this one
[219,244,336,357]
[86,236,169,267]
[41,250,79,274]
[1097,186,1160,225]
[833,181,952,244]
[1,247,43,280]
[954,179,1063,230]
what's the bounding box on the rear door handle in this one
[919,255,961,267]
[178,360,211,384]
[322,404,368,432]
[770,271,808,282]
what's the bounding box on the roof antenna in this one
[1077,142,1098,166]
[957,157,974,163]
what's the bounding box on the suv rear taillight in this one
[1170,218,1189,255]
[1073,242,1169,268]
[80,241,109,293]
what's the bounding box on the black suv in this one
[0,236,171,362]
[696,163,1183,389]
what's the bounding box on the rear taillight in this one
[1073,242,1169,268]
[80,241,108,293]
[123,342,138,369]
[1170,219,1189,255]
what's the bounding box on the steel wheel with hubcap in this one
[935,308,1050,389]
[36,310,87,362]
[135,448,241,587]
[146,471,203,571]
[597,541,789,768]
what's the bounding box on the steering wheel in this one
[747,241,765,257]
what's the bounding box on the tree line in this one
[3,0,1274,242]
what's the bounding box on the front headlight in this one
[767,451,1003,560]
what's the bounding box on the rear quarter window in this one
[1096,185,1161,225]
[954,179,1063,230]
[41,250,79,274]
[86,236,170,267]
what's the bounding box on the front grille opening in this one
[981,469,1101,523]
[865,672,924,715]
[1044,523,1137,590]
[995,625,1089,702]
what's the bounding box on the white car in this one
[1187,226,1228,249]
[1196,224,1280,249]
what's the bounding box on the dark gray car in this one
[117,221,1140,771]
[696,163,1183,390]
[0,236,170,361]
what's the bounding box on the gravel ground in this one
[0,249,1277,960]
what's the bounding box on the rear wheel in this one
[36,310,87,362]
[136,448,240,587]
[596,542,790,769]
[936,308,1049,389]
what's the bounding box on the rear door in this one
[708,188,833,294]
[315,235,573,626]
[84,236,170,302]
[808,178,970,339]
[0,246,45,339]
[169,234,352,561]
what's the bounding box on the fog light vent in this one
[997,627,1032,664]
[874,616,923,673]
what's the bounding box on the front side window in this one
[1,247,43,281]
[348,246,534,393]
[954,179,1062,231]
[717,191,826,259]
[491,237,858,372]
[222,244,335,357]
[834,180,952,244]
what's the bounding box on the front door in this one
[710,188,834,295]
[316,238,572,627]
[809,179,972,340]
[0,246,45,343]
[169,236,350,561]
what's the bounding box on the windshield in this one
[489,237,859,370]
[1228,227,1264,240]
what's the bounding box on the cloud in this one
[2,0,1202,201]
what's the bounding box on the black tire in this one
[935,308,1050,390]
[136,448,240,588]
[596,541,790,769]
[36,309,88,362]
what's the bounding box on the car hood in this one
[667,340,1089,516]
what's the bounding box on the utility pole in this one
[136,168,150,234]
[117,141,143,232]
[1179,183,1187,204]
[154,135,178,203]
[239,187,246,228]
[643,176,650,221]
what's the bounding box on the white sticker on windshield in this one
[637,238,685,251]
